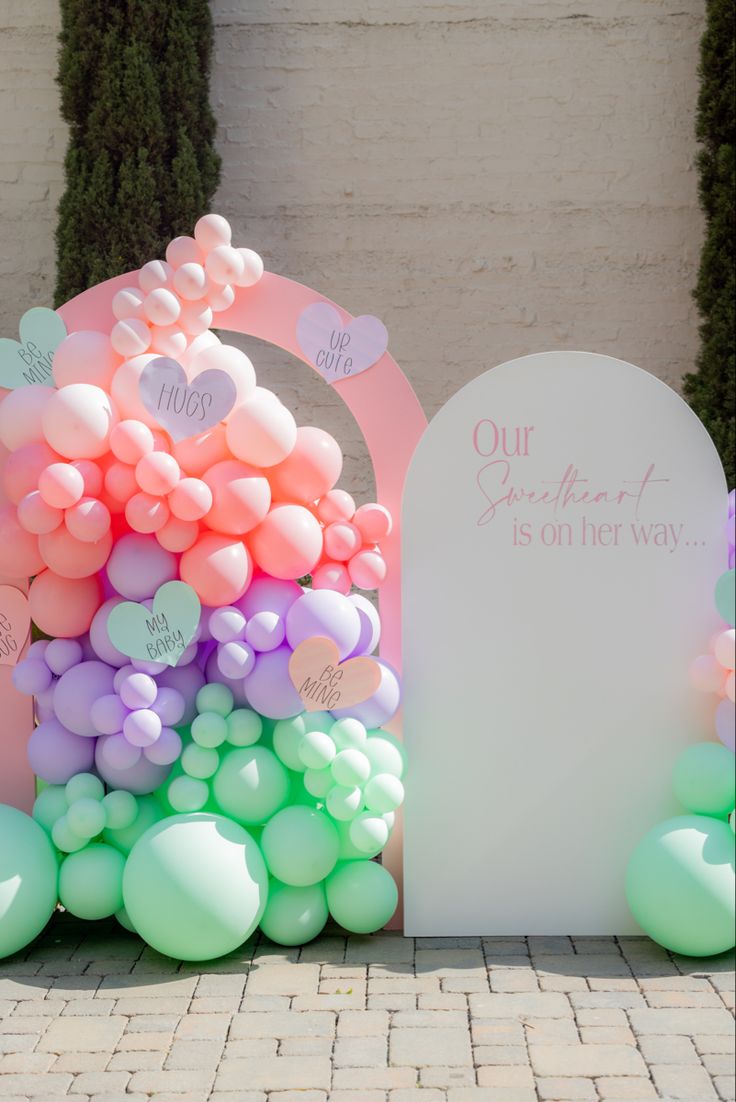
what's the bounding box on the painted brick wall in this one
[1,1,705,496]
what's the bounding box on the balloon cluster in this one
[626,532,735,958]
[0,214,404,963]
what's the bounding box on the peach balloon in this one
[156,516,199,553]
[324,521,362,562]
[189,343,255,411]
[110,420,155,464]
[202,460,271,535]
[348,548,387,589]
[316,489,356,525]
[1,442,59,504]
[52,331,120,390]
[312,561,351,594]
[179,301,213,337]
[111,354,161,427]
[39,525,112,578]
[172,424,229,476]
[138,260,173,293]
[234,248,264,288]
[104,462,138,504]
[0,385,55,451]
[180,531,252,606]
[249,504,323,580]
[353,503,392,542]
[17,491,63,535]
[38,462,85,508]
[0,504,44,576]
[135,452,180,496]
[42,384,117,459]
[194,213,232,251]
[29,571,102,638]
[65,497,112,543]
[125,492,170,534]
[72,459,104,498]
[166,235,203,268]
[150,325,187,359]
[225,396,297,467]
[168,477,213,521]
[111,318,152,358]
[268,427,343,504]
[112,287,145,321]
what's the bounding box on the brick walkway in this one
[0,915,733,1102]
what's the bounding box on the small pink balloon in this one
[135,451,180,496]
[172,425,229,476]
[2,442,59,504]
[139,259,173,292]
[156,516,199,553]
[168,477,213,521]
[188,343,256,409]
[269,426,343,504]
[0,386,55,451]
[353,503,392,543]
[249,503,324,580]
[178,301,214,337]
[110,420,155,464]
[316,489,356,525]
[17,491,63,535]
[111,318,152,358]
[312,560,351,595]
[150,325,188,359]
[65,497,111,543]
[143,287,181,326]
[205,245,245,285]
[112,286,145,321]
[42,384,117,460]
[172,262,208,300]
[226,396,297,467]
[166,235,204,268]
[726,672,735,703]
[52,331,120,390]
[194,213,232,251]
[206,284,235,312]
[38,462,85,508]
[39,525,112,579]
[180,531,252,606]
[104,461,138,504]
[324,521,362,562]
[72,459,104,498]
[234,248,264,288]
[126,492,170,534]
[349,548,387,589]
[202,460,271,536]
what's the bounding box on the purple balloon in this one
[243,644,303,720]
[150,686,185,726]
[209,606,246,643]
[44,638,84,677]
[285,589,361,660]
[331,658,401,727]
[97,731,141,770]
[91,694,128,735]
[12,658,52,696]
[156,663,206,726]
[217,640,256,681]
[27,717,96,784]
[53,660,116,737]
[238,576,302,619]
[89,598,129,667]
[204,648,249,706]
[118,672,157,710]
[716,698,735,751]
[27,640,49,660]
[144,726,182,765]
[96,734,171,794]
[348,593,381,656]
[106,533,177,601]
[245,611,285,653]
[123,709,162,747]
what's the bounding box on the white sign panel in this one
[402,352,728,935]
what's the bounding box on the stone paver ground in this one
[1,915,734,1102]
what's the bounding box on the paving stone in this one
[111,997,191,1015]
[475,1064,535,1088]
[473,1045,529,1065]
[538,973,589,992]
[0,979,48,1000]
[345,936,414,964]
[298,936,347,964]
[420,1066,476,1087]
[391,1091,446,1102]
[127,1069,215,1092]
[419,992,469,1010]
[534,955,632,978]
[415,949,486,973]
[337,1010,389,1035]
[572,938,620,955]
[0,1052,55,1072]
[332,1067,418,1089]
[0,1035,35,1054]
[279,1036,334,1058]
[695,1034,736,1054]
[216,1056,331,1090]
[704,1054,736,1075]
[569,992,646,1010]
[367,994,418,1011]
[246,964,320,995]
[174,1012,231,1040]
[646,988,725,1007]
[37,1017,125,1053]
[107,1049,164,1071]
[528,938,574,955]
[595,1077,658,1099]
[125,1014,179,1032]
[490,969,540,992]
[222,1038,278,1060]
[66,1072,131,1094]
[714,1077,736,1102]
[469,992,572,1018]
[523,1017,579,1046]
[328,1092,385,1102]
[230,1011,335,1038]
[471,1019,526,1045]
[292,994,366,1011]
[193,973,247,997]
[239,994,291,1011]
[448,1090,535,1102]
[391,1026,472,1067]
[629,1007,734,1035]
[529,1044,647,1076]
[115,1031,174,1051]
[574,1008,628,1027]
[53,1053,109,1072]
[268,1093,327,1102]
[164,1039,223,1069]
[638,1034,700,1064]
[333,1035,387,1066]
[392,1010,468,1029]
[60,999,116,1016]
[578,1026,636,1044]
[0,1072,73,1094]
[537,1077,597,1100]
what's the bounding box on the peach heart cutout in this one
[0,585,31,666]
[288,636,381,714]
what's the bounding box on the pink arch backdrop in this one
[0,270,428,917]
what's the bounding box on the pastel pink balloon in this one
[316,489,356,525]
[0,504,45,575]
[348,548,387,589]
[353,503,392,543]
[104,462,138,504]
[202,460,271,535]
[206,284,235,312]
[135,451,180,496]
[143,288,181,326]
[234,248,264,288]
[72,459,104,498]
[168,477,213,521]
[156,516,200,552]
[312,561,351,594]
[205,245,245,285]
[180,531,252,606]
[106,533,176,601]
[17,491,63,535]
[226,396,297,467]
[29,571,101,637]
[150,324,188,359]
[42,384,117,459]
[324,521,362,561]
[689,654,725,693]
[249,504,323,580]
[178,301,214,337]
[1,441,59,504]
[139,259,173,292]
[65,497,111,543]
[112,286,145,321]
[0,385,55,451]
[126,492,170,534]
[166,235,204,268]
[172,425,229,476]
[194,213,232,251]
[111,353,163,427]
[38,462,85,508]
[269,426,343,504]
[52,331,120,390]
[111,318,152,358]
[110,420,155,464]
[188,343,256,410]
[39,525,112,579]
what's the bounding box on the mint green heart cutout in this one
[107,581,202,668]
[0,307,67,389]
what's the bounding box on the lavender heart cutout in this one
[296,302,388,384]
[139,357,237,442]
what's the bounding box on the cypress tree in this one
[683,0,735,486]
[54,0,221,306]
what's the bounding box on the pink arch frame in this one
[0,270,428,914]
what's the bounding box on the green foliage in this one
[683,0,735,486]
[55,0,221,306]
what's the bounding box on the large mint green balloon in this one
[715,570,735,627]
[626,815,735,956]
[260,880,328,946]
[123,813,268,960]
[673,743,736,816]
[0,804,58,959]
[261,806,339,886]
[213,746,289,825]
[326,859,398,934]
[59,843,125,920]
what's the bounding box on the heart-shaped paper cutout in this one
[139,357,237,441]
[107,581,201,667]
[296,303,388,384]
[288,636,382,713]
[0,307,67,389]
[0,586,31,666]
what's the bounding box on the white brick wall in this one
[0,0,705,496]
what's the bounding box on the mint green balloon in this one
[273,716,308,772]
[182,743,220,779]
[59,843,125,920]
[101,791,138,831]
[168,775,209,813]
[32,786,68,834]
[626,815,735,956]
[0,805,58,959]
[261,806,339,886]
[67,797,106,840]
[123,813,268,960]
[364,732,405,778]
[103,794,163,854]
[260,880,328,946]
[213,746,289,825]
[715,570,735,627]
[51,814,87,853]
[196,683,234,717]
[65,773,104,803]
[673,743,736,816]
[326,859,398,933]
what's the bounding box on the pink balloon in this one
[42,384,117,459]
[39,525,112,579]
[194,214,232,250]
[111,318,152,358]
[52,331,120,390]
[0,385,55,451]
[38,462,85,508]
[269,427,343,504]
[205,245,245,285]
[29,571,102,637]
[112,287,145,322]
[172,424,229,476]
[125,492,170,534]
[203,460,271,535]
[353,503,392,543]
[234,248,264,288]
[156,516,199,552]
[206,284,235,312]
[180,531,253,606]
[135,452,180,496]
[104,461,138,504]
[143,288,181,327]
[324,521,362,562]
[139,260,173,292]
[179,301,213,337]
[106,533,177,601]
[173,262,208,300]
[166,235,204,268]
[17,491,63,535]
[110,420,155,464]
[65,497,112,543]
[348,548,387,589]
[714,629,735,672]
[150,324,187,359]
[249,504,323,580]
[690,654,726,693]
[1,441,59,504]
[110,353,162,427]
[316,489,356,525]
[226,396,297,467]
[188,343,256,410]
[312,561,351,595]
[0,505,44,575]
[169,477,213,521]
[72,459,104,498]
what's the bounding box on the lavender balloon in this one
[243,644,303,720]
[53,661,116,738]
[89,598,129,667]
[91,694,129,736]
[150,687,185,727]
[96,734,171,794]
[144,726,182,765]
[217,640,256,681]
[106,533,176,601]
[245,611,285,653]
[286,589,361,660]
[204,648,249,706]
[45,638,84,676]
[238,576,302,619]
[12,658,52,696]
[27,718,96,784]
[156,663,206,726]
[331,658,401,727]
[348,593,381,656]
